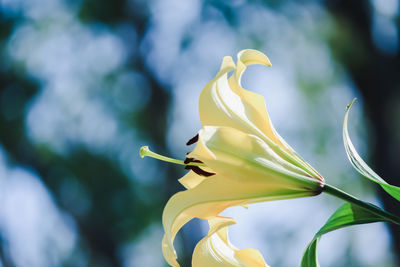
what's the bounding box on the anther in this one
[186,134,199,146]
[184,157,203,164]
[185,165,215,177]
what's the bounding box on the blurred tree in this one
[326,0,400,263]
[0,0,184,266]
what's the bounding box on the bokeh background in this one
[0,0,400,266]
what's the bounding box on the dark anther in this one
[185,165,215,177]
[186,134,199,146]
[184,157,203,164]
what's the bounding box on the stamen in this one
[140,146,205,167]
[184,157,203,164]
[186,134,199,146]
[185,165,216,177]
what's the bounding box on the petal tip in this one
[237,49,272,67]
[219,56,236,72]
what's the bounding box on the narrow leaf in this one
[301,203,389,267]
[343,99,400,201]
[301,239,319,267]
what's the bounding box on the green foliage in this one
[301,203,390,267]
[78,0,126,24]
[343,99,400,201]
[302,99,400,267]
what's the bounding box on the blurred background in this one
[0,0,400,266]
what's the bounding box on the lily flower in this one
[141,49,324,267]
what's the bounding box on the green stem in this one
[323,184,400,225]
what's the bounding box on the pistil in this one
[140,146,205,167]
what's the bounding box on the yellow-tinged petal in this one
[192,217,239,267]
[193,217,269,267]
[163,125,323,266]
[189,126,323,192]
[235,249,268,267]
[178,171,207,189]
[229,50,285,150]
[159,49,326,266]
[199,50,272,135]
[199,50,267,139]
[162,175,243,267]
[162,169,318,267]
[198,49,322,181]
[236,49,272,67]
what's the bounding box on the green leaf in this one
[301,203,390,267]
[343,99,400,201]
[301,239,319,267]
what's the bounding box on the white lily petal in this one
[190,126,322,191]
[199,49,322,180]
[160,49,325,266]
[193,217,269,267]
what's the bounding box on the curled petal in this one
[228,50,278,144]
[162,174,242,267]
[199,49,271,141]
[199,49,322,181]
[162,169,317,266]
[235,249,268,267]
[193,217,269,267]
[178,170,207,189]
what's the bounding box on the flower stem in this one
[323,184,400,225]
[139,146,206,167]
